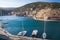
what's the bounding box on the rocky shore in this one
[0,24,48,40]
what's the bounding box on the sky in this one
[0,0,60,8]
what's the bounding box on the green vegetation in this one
[13,2,60,12]
[12,2,60,20]
[24,2,60,9]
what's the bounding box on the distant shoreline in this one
[34,19,60,22]
[0,16,60,22]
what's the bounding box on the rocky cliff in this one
[11,2,60,20]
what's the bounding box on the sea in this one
[0,16,60,40]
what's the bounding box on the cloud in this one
[0,0,21,7]
[0,0,60,8]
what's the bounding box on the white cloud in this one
[0,0,44,7]
[0,0,22,7]
[0,0,58,8]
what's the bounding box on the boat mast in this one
[1,10,2,16]
[42,14,47,39]
[44,14,46,33]
[22,19,24,31]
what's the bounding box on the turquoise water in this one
[0,16,60,40]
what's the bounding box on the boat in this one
[18,31,27,36]
[3,22,8,24]
[32,30,38,37]
[1,21,8,25]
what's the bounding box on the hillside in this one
[11,2,60,20]
[0,8,15,16]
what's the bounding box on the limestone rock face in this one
[12,8,60,20]
[11,2,60,20]
[34,8,60,20]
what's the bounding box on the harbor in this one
[0,23,48,40]
[0,0,60,40]
[0,16,60,40]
